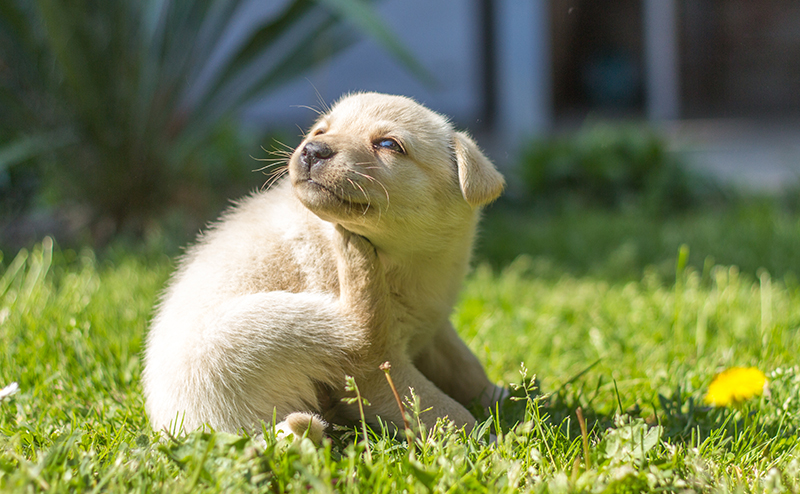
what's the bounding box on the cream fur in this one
[142,92,506,439]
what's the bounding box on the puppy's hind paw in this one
[275,412,327,444]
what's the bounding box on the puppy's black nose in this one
[301,141,335,171]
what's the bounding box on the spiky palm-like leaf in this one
[0,0,422,231]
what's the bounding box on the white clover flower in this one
[0,382,19,400]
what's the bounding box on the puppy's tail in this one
[275,412,327,444]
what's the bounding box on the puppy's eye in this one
[374,138,404,154]
[312,128,326,137]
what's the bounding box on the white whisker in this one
[352,170,390,209]
[269,139,296,152]
[260,166,289,191]
[251,156,289,165]
[291,104,324,116]
[312,86,332,114]
[348,178,372,217]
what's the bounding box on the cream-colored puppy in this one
[143,92,505,440]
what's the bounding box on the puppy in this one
[143,92,505,439]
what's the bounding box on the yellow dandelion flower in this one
[704,367,768,407]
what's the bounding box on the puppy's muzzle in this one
[300,141,336,173]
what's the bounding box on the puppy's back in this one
[168,181,337,307]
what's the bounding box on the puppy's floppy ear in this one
[453,131,505,207]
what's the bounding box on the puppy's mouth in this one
[288,147,380,219]
[294,176,372,215]
[304,178,340,199]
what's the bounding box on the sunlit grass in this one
[1,210,799,491]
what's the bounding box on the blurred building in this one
[248,0,800,178]
[552,0,800,120]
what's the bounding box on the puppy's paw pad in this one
[276,412,327,444]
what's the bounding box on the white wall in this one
[243,0,485,132]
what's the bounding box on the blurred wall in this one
[243,0,800,144]
[243,1,486,133]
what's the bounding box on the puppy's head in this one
[289,92,504,247]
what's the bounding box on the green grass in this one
[478,199,800,282]
[1,207,799,492]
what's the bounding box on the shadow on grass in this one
[482,368,798,468]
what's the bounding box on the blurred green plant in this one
[519,124,722,214]
[0,0,423,238]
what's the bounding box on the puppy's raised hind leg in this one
[333,225,390,350]
[144,287,369,434]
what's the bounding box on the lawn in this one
[1,205,799,492]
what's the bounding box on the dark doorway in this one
[550,0,645,121]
